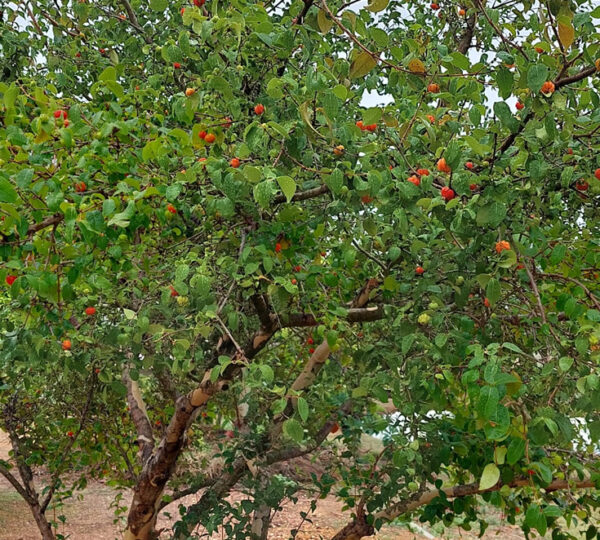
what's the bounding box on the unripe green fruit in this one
[456,276,465,285]
[418,313,431,325]
[482,160,490,167]
[428,302,438,310]
[118,234,128,242]
[340,186,349,195]
[40,114,49,122]
[177,296,189,306]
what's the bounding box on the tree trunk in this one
[250,503,271,540]
[30,502,55,540]
[330,514,374,540]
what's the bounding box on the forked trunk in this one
[31,502,55,540]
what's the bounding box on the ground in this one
[0,430,526,540]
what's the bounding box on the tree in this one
[1,0,600,539]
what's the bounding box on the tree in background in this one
[1,0,599,539]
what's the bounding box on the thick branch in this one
[124,367,155,464]
[273,184,330,204]
[0,462,34,504]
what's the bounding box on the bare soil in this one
[0,431,524,540]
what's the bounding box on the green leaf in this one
[276,176,296,203]
[297,397,309,422]
[486,278,501,304]
[493,102,519,133]
[259,364,274,384]
[149,0,167,11]
[527,64,549,92]
[365,0,389,12]
[495,68,514,99]
[283,418,304,443]
[476,201,507,227]
[0,178,18,203]
[317,9,334,33]
[253,181,274,208]
[99,66,117,82]
[349,51,377,79]
[478,386,499,419]
[479,463,500,490]
[558,356,573,372]
[506,438,526,465]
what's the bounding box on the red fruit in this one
[204,133,216,144]
[201,412,207,418]
[5,275,17,286]
[95,368,100,374]
[541,81,555,94]
[407,175,420,186]
[294,265,301,272]
[330,423,340,434]
[99,48,106,54]
[275,242,282,253]
[516,264,525,270]
[515,507,521,514]
[170,285,179,297]
[225,430,234,438]
[64,120,70,127]
[469,183,477,191]
[465,161,474,169]
[527,469,535,476]
[535,46,544,53]
[416,168,430,176]
[361,195,374,203]
[427,83,440,93]
[516,101,524,110]
[75,52,81,57]
[62,339,71,351]
[198,157,207,163]
[75,181,86,192]
[427,114,435,123]
[67,431,74,438]
[458,8,466,15]
[155,420,161,426]
[415,266,425,275]
[167,204,177,214]
[320,251,326,257]
[193,0,205,6]
[222,117,232,128]
[291,278,297,285]
[566,148,573,155]
[85,306,96,316]
[254,104,265,115]
[307,337,314,345]
[230,158,240,168]
[356,120,364,129]
[198,130,207,139]
[180,7,185,14]
[484,298,491,308]
[53,110,63,119]
[309,347,315,354]
[430,3,439,9]
[440,186,455,201]
[595,168,600,180]
[576,181,589,191]
[173,62,181,69]
[437,157,451,173]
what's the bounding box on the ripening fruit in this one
[330,423,340,434]
[309,347,315,354]
[407,175,420,186]
[180,7,185,14]
[185,88,195,97]
[64,120,70,127]
[541,81,555,94]
[294,265,301,272]
[415,266,425,275]
[222,117,232,128]
[495,240,510,254]
[595,168,600,180]
[173,62,181,69]
[85,306,96,316]
[166,204,177,214]
[254,103,265,115]
[75,181,86,192]
[458,8,465,15]
[440,186,455,201]
[516,101,524,110]
[307,337,314,345]
[67,431,74,438]
[356,120,364,130]
[361,195,374,204]
[291,278,297,285]
[5,275,17,286]
[430,3,440,9]
[204,133,216,144]
[484,298,491,308]
[198,130,207,140]
[365,123,377,132]
[426,114,435,123]
[62,339,72,351]
[53,110,67,119]
[230,158,240,168]
[576,181,589,191]
[193,0,205,6]
[275,242,282,253]
[465,161,474,169]
[416,168,430,176]
[170,285,179,297]
[427,83,440,93]
[469,183,477,191]
[437,157,451,173]
[535,46,544,53]
[333,145,344,156]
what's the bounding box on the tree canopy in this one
[1,0,600,538]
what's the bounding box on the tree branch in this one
[124,367,155,464]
